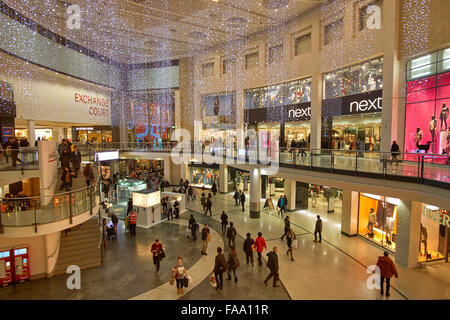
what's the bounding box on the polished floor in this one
[0,189,449,300]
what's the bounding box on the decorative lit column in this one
[284,179,296,211]
[380,0,401,152]
[341,190,359,237]
[395,200,421,268]
[249,167,261,218]
[219,164,228,194]
[309,18,322,151]
[27,120,35,144]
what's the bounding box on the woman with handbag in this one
[172,257,187,295]
[226,245,240,283]
[286,229,296,262]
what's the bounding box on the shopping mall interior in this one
[0,0,449,305]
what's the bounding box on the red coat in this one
[128,212,137,224]
[255,236,267,253]
[376,256,398,278]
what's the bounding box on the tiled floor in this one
[1,190,449,300]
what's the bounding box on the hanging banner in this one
[38,141,58,206]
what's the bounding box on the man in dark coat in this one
[226,222,237,248]
[314,215,322,243]
[239,191,246,212]
[243,233,255,266]
[264,247,279,287]
[71,146,82,176]
[220,211,228,235]
[233,190,240,206]
[60,148,71,170]
[213,247,227,290]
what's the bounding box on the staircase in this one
[53,218,102,276]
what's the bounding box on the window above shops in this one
[323,57,384,99]
[222,58,235,74]
[407,46,450,81]
[202,62,214,77]
[267,44,283,64]
[245,51,259,70]
[245,77,312,109]
[294,33,311,56]
[324,18,343,46]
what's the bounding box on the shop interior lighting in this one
[425,204,440,211]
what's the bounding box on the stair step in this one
[59,241,99,252]
[60,232,100,242]
[53,260,101,276]
[59,245,100,258]
[54,255,101,272]
[57,251,101,265]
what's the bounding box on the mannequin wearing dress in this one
[414,128,423,148]
[429,116,437,143]
[440,103,449,131]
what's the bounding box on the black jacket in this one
[266,251,279,273]
[60,152,71,169]
[233,191,239,199]
[201,227,210,241]
[315,219,322,232]
[240,193,245,203]
[220,213,228,225]
[243,237,255,254]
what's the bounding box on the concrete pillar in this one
[219,164,228,193]
[284,179,296,211]
[380,0,401,152]
[180,163,189,182]
[164,158,171,184]
[341,190,359,237]
[395,200,421,268]
[27,120,35,144]
[249,167,261,218]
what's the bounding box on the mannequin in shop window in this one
[420,223,428,259]
[429,116,437,143]
[367,208,376,238]
[440,103,449,131]
[414,127,423,149]
[385,215,394,246]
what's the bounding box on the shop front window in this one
[323,57,383,99]
[358,193,398,252]
[245,78,311,109]
[189,167,219,188]
[420,204,448,263]
[404,46,450,160]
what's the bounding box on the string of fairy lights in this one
[0,0,433,137]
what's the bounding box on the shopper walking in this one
[277,195,285,217]
[189,216,199,241]
[151,239,163,272]
[213,247,227,290]
[243,233,255,266]
[71,146,81,177]
[205,196,213,216]
[172,257,187,295]
[168,198,174,220]
[376,251,399,297]
[11,138,20,167]
[283,195,288,213]
[211,181,217,196]
[226,245,240,283]
[200,193,207,214]
[255,232,267,266]
[60,147,71,170]
[127,198,133,216]
[264,247,280,287]
[280,216,290,241]
[220,211,228,235]
[226,222,237,249]
[128,211,137,237]
[240,191,246,212]
[233,190,240,206]
[286,229,296,262]
[201,224,211,255]
[60,167,75,191]
[391,141,400,166]
[314,215,322,243]
[83,163,95,187]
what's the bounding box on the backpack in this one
[193,223,199,231]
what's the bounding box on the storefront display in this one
[404,47,450,160]
[14,128,53,141]
[419,204,448,262]
[323,57,383,99]
[73,126,112,143]
[358,193,398,252]
[117,179,147,203]
[245,78,311,109]
[203,92,236,125]
[284,122,310,146]
[189,165,219,188]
